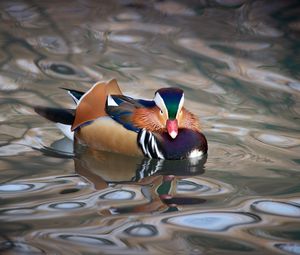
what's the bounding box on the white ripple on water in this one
[0,127,72,157]
[124,224,158,237]
[275,243,300,254]
[0,181,46,195]
[177,38,300,92]
[100,190,136,200]
[176,180,209,193]
[3,2,42,28]
[109,34,144,44]
[210,123,249,136]
[16,59,41,74]
[37,60,90,81]
[176,177,234,196]
[59,234,115,246]
[27,35,84,54]
[2,208,35,215]
[88,22,178,35]
[165,212,258,231]
[0,241,44,254]
[0,75,19,90]
[115,11,142,21]
[28,230,128,252]
[275,243,300,255]
[0,143,33,156]
[254,133,300,148]
[150,69,226,95]
[50,202,86,210]
[154,1,195,16]
[251,200,300,217]
[0,175,91,203]
[0,183,33,192]
[36,200,90,214]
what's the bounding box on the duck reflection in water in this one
[74,144,207,214]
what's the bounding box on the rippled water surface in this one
[1,1,300,254]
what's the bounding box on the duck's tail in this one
[34,106,75,140]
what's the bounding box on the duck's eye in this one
[160,110,163,115]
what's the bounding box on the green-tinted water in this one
[0,1,300,254]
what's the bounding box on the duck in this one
[35,79,207,160]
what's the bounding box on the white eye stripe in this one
[176,93,184,119]
[154,92,168,118]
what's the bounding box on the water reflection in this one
[0,241,44,255]
[251,200,300,217]
[124,224,158,237]
[37,60,90,81]
[165,211,260,231]
[75,147,206,183]
[0,183,34,192]
[60,234,116,246]
[275,243,300,254]
[49,202,86,210]
[74,147,207,213]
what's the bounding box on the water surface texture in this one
[1,1,300,254]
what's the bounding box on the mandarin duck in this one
[35,79,207,160]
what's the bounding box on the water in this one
[0,0,300,254]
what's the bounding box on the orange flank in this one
[75,117,142,156]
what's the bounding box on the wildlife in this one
[35,79,207,160]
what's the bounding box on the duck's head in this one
[153,87,184,139]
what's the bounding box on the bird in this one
[34,79,207,160]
